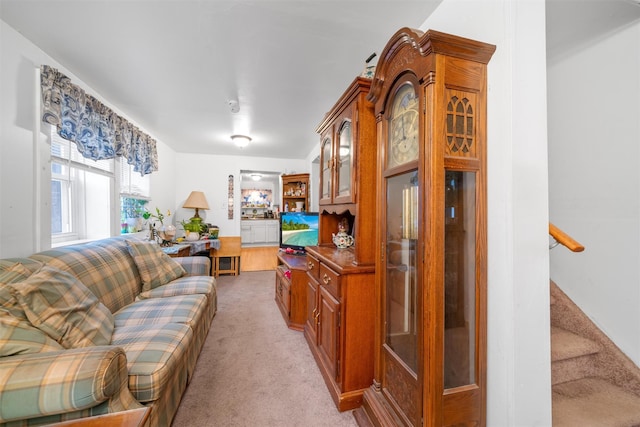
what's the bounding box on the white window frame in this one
[49,126,117,246]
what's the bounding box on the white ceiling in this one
[2,0,639,160]
[0,0,441,159]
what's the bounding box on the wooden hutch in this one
[281,173,309,213]
[304,76,377,411]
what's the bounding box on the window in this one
[50,127,150,244]
[120,155,151,234]
[50,128,114,245]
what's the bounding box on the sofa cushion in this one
[137,275,217,324]
[9,266,114,349]
[111,323,193,403]
[137,275,214,300]
[0,314,64,356]
[126,240,186,292]
[113,294,207,329]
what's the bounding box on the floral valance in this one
[40,65,158,176]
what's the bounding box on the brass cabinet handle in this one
[308,261,315,270]
[322,273,331,285]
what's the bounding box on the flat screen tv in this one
[279,211,319,252]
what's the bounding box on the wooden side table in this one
[44,407,150,427]
[210,236,241,276]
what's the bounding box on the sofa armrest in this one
[0,346,133,423]
[173,256,211,276]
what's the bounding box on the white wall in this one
[424,1,551,425]
[304,144,321,212]
[0,20,177,257]
[149,138,179,224]
[173,153,307,237]
[548,22,640,364]
[1,20,43,257]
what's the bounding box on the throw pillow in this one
[9,265,114,349]
[0,263,34,320]
[0,313,64,356]
[0,262,33,284]
[126,240,186,292]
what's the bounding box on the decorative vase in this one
[186,230,200,241]
[158,224,176,240]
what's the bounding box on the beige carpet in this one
[172,270,358,427]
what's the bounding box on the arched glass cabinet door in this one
[319,136,332,205]
[334,120,353,203]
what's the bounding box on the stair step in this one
[553,377,640,427]
[551,327,600,362]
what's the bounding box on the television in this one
[279,211,319,252]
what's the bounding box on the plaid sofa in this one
[0,236,217,427]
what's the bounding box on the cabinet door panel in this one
[282,277,291,315]
[319,135,333,205]
[318,285,340,381]
[252,224,267,243]
[266,222,279,243]
[334,119,353,204]
[305,276,319,344]
[241,224,251,243]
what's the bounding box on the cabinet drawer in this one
[319,263,340,297]
[306,254,320,279]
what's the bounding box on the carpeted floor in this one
[172,270,359,427]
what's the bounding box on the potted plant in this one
[143,208,176,245]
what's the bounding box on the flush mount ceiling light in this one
[231,134,251,148]
[251,173,262,181]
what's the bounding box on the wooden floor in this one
[240,246,279,272]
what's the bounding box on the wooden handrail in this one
[549,223,584,252]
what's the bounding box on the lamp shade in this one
[183,191,209,219]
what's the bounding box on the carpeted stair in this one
[550,282,640,426]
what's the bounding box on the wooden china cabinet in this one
[354,29,495,427]
[281,173,309,212]
[304,76,377,411]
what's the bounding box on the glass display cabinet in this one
[355,28,495,427]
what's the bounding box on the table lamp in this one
[183,191,210,223]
